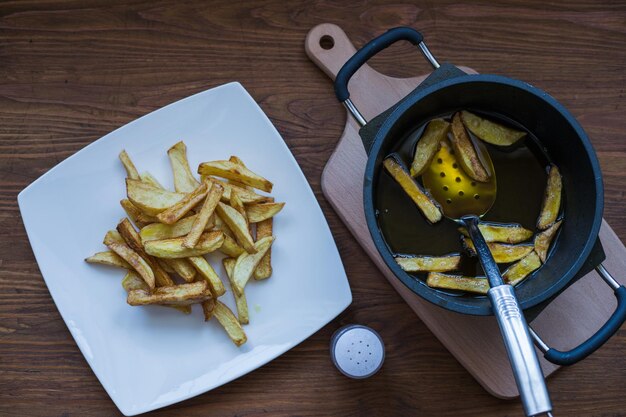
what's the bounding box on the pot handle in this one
[334,27,440,127]
[529,264,626,366]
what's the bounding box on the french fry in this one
[503,251,542,286]
[383,155,442,224]
[224,257,249,324]
[203,178,268,204]
[458,222,533,244]
[219,234,246,258]
[140,214,215,243]
[227,156,253,189]
[410,119,449,177]
[216,202,256,253]
[165,258,197,282]
[107,242,155,289]
[122,271,192,314]
[537,164,562,230]
[121,270,150,292]
[461,110,526,146]
[213,301,247,346]
[116,218,174,287]
[202,175,267,204]
[120,199,158,228]
[157,259,175,273]
[213,214,235,239]
[246,202,285,224]
[450,112,490,182]
[232,236,274,296]
[126,179,185,215]
[85,251,132,269]
[462,237,534,264]
[230,190,252,236]
[183,181,223,248]
[144,231,224,258]
[427,272,489,294]
[127,281,212,306]
[395,254,461,273]
[534,220,562,262]
[188,256,226,296]
[253,218,273,280]
[103,229,124,245]
[202,298,216,321]
[119,150,140,180]
[140,171,164,189]
[198,160,273,192]
[156,181,209,224]
[168,141,201,193]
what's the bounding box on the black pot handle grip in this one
[334,27,440,126]
[530,264,626,366]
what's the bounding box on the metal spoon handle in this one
[464,216,552,416]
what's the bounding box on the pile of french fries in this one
[86,141,285,346]
[385,111,563,292]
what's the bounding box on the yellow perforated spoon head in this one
[422,138,496,220]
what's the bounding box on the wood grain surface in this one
[1,1,625,416]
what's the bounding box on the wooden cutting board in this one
[305,23,626,399]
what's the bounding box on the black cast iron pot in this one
[333,27,626,366]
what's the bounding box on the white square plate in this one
[18,82,351,415]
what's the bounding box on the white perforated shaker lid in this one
[330,324,385,379]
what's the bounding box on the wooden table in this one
[1,1,624,416]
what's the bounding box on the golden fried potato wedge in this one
[458,222,533,244]
[213,301,247,346]
[85,251,131,269]
[395,254,461,272]
[103,229,124,245]
[223,257,249,324]
[144,231,224,258]
[231,236,274,296]
[450,113,490,182]
[410,118,449,177]
[461,110,526,146]
[503,251,542,286]
[126,179,185,215]
[140,214,215,243]
[198,160,273,192]
[122,271,192,314]
[246,202,285,224]
[537,164,562,230]
[253,218,273,280]
[188,256,226,297]
[202,298,216,321]
[168,141,201,193]
[127,281,212,306]
[462,237,534,263]
[426,272,489,295]
[107,242,155,289]
[120,199,157,228]
[116,218,175,287]
[226,156,253,189]
[156,181,209,224]
[121,270,150,292]
[165,258,196,282]
[230,191,247,219]
[216,202,256,253]
[157,259,175,273]
[119,150,140,180]
[140,171,164,189]
[204,178,268,204]
[219,234,246,258]
[383,156,442,223]
[534,220,562,262]
[183,182,223,248]
[213,214,235,239]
